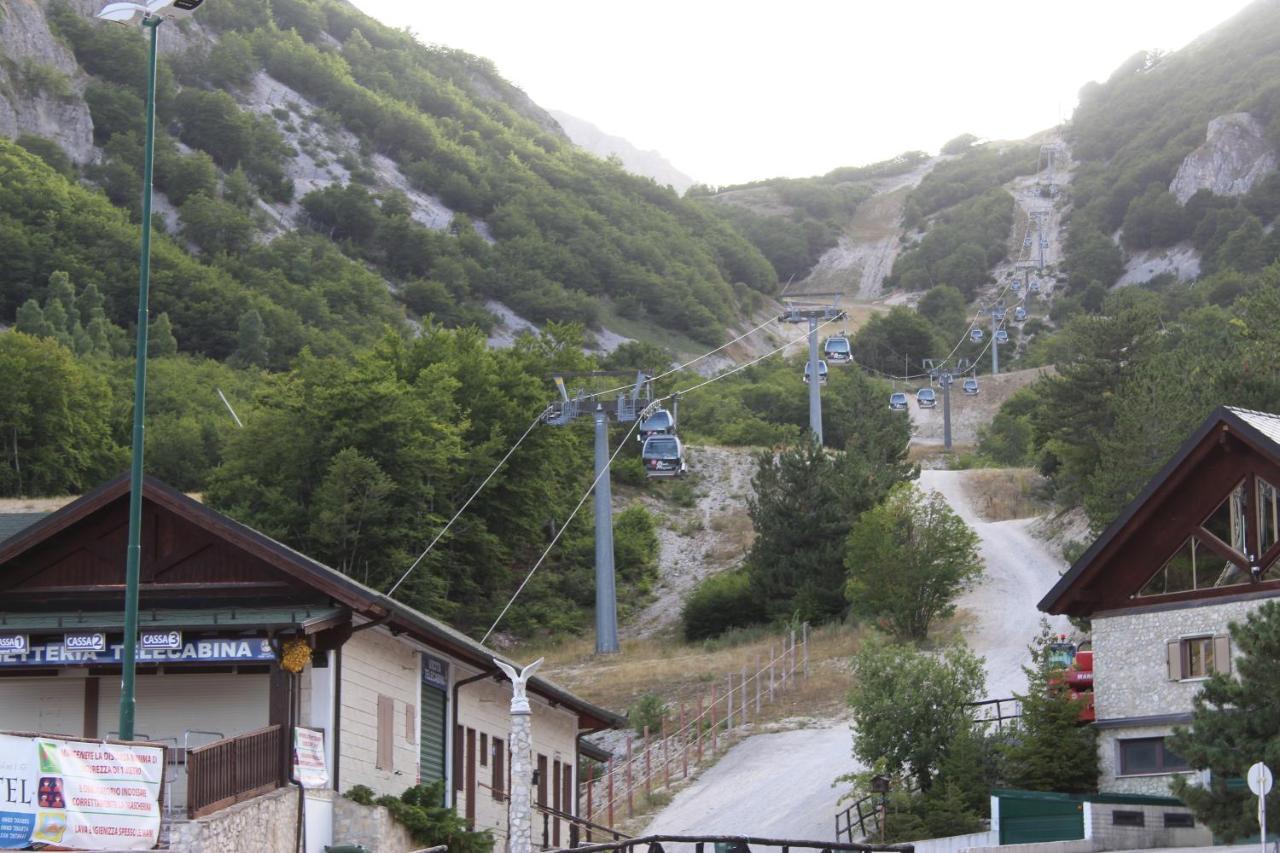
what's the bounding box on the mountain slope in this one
[551,109,696,194]
[0,0,778,353]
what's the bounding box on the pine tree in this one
[150,312,178,357]
[1000,624,1098,793]
[41,299,71,349]
[77,282,105,327]
[15,300,52,339]
[86,316,112,356]
[46,270,75,319]
[231,309,269,368]
[1169,600,1280,840]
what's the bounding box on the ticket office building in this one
[0,474,620,837]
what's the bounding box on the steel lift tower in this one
[779,293,845,446]
[545,371,657,653]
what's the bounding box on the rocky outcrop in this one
[551,109,697,193]
[0,0,94,162]
[1169,112,1278,204]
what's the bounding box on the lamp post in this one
[94,0,207,741]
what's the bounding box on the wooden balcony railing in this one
[186,724,286,818]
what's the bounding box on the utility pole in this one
[807,317,822,446]
[940,372,953,451]
[593,404,619,654]
[991,309,1000,376]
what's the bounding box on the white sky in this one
[350,1,1255,187]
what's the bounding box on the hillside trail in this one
[643,467,1069,844]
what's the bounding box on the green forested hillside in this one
[1064,0,1280,290]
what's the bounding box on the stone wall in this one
[168,784,299,853]
[332,794,418,853]
[1082,800,1211,849]
[1093,597,1273,792]
[1093,596,1266,722]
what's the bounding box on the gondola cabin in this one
[641,435,687,478]
[970,328,984,343]
[995,329,1009,344]
[803,360,829,385]
[637,408,676,442]
[822,336,851,364]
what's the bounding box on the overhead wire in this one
[480,413,645,645]
[385,406,549,597]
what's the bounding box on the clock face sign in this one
[1248,762,1273,796]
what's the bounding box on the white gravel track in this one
[643,469,1071,843]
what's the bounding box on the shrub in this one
[682,569,765,640]
[628,693,668,735]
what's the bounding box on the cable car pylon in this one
[779,291,846,446]
[545,370,656,654]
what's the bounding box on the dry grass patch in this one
[961,468,1048,521]
[522,623,864,720]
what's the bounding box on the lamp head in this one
[95,0,204,24]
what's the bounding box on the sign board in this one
[139,630,182,651]
[1249,762,1273,796]
[62,632,106,653]
[291,727,328,790]
[422,653,450,692]
[0,637,276,668]
[0,733,164,850]
[0,637,26,655]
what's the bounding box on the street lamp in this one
[94,0,207,742]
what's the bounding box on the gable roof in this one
[1039,406,1280,617]
[0,473,623,729]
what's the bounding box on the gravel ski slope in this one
[644,468,1070,843]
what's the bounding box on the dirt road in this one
[919,469,1071,698]
[644,468,1069,841]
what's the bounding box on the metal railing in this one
[966,697,1022,732]
[186,724,285,818]
[546,833,913,853]
[536,803,629,849]
[836,794,883,844]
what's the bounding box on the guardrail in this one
[545,832,914,853]
[186,724,286,818]
[536,802,630,849]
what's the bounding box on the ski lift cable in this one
[482,316,846,642]
[582,315,780,401]
[386,405,551,597]
[480,413,646,644]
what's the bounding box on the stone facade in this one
[1093,593,1278,793]
[168,784,299,853]
[332,794,418,853]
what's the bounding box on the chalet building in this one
[1040,406,1280,796]
[0,473,621,848]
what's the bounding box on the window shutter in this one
[1214,635,1231,674]
[377,694,394,770]
[492,737,505,801]
[453,724,464,791]
[406,704,416,744]
[1167,640,1182,680]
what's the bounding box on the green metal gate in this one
[996,790,1085,845]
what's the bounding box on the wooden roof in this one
[1039,407,1280,617]
[0,474,623,729]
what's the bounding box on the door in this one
[419,685,447,793]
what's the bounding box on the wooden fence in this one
[186,724,286,818]
[582,624,810,831]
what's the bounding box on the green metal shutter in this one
[420,686,447,787]
[998,793,1085,845]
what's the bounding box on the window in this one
[1112,810,1144,827]
[1167,635,1230,680]
[480,732,488,768]
[1164,813,1195,828]
[376,694,394,770]
[1118,737,1189,776]
[492,737,505,801]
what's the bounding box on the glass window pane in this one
[1259,479,1280,555]
[1202,481,1246,553]
[1121,739,1160,774]
[1161,743,1190,772]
